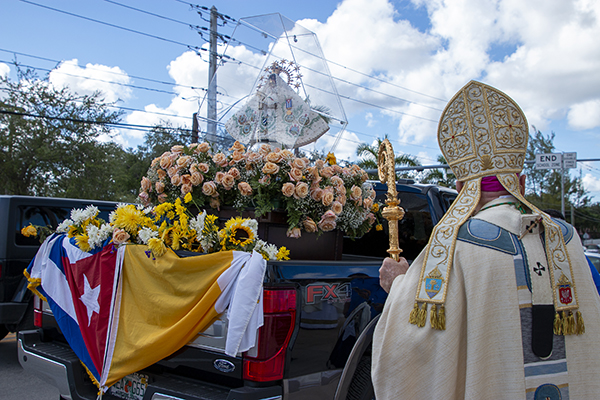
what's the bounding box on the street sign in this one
[535,153,562,169]
[563,152,577,169]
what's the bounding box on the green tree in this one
[356,136,421,179]
[0,64,131,200]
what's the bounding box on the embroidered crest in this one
[558,273,573,305]
[425,267,444,299]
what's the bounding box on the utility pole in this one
[207,6,218,142]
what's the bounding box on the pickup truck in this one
[0,195,118,342]
[17,181,457,400]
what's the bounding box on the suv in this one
[0,195,118,341]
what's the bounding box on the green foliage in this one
[355,135,421,180]
[0,64,132,201]
[421,155,456,188]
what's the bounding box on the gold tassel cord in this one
[554,312,562,336]
[430,304,438,330]
[409,302,419,325]
[438,305,446,330]
[576,311,585,335]
[417,302,428,328]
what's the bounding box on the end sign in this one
[535,153,562,169]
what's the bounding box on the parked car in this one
[0,195,118,341]
[586,251,600,274]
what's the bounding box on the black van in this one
[0,195,118,340]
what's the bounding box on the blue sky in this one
[2,0,600,201]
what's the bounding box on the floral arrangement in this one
[139,141,377,238]
[22,202,290,261]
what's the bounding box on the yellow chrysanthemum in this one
[372,203,380,212]
[21,224,37,238]
[148,238,167,257]
[376,224,383,231]
[75,234,91,252]
[68,225,79,238]
[276,246,290,261]
[154,203,173,220]
[113,205,145,233]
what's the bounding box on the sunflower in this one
[224,217,255,247]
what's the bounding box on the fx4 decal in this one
[306,282,351,304]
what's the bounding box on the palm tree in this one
[421,155,456,188]
[356,135,421,179]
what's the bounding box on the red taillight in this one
[243,288,296,382]
[33,295,43,327]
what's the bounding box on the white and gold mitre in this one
[410,81,583,334]
[438,80,528,180]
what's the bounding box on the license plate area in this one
[109,372,149,400]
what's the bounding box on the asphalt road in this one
[0,332,60,400]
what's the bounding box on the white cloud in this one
[0,63,9,78]
[583,173,600,192]
[48,59,132,103]
[568,99,600,130]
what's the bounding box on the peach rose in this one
[139,191,150,205]
[160,155,172,169]
[171,174,181,186]
[266,151,283,163]
[141,177,151,192]
[259,175,271,185]
[191,172,204,186]
[157,169,167,180]
[311,187,323,202]
[202,181,218,197]
[221,174,235,190]
[322,189,334,207]
[215,171,225,185]
[368,213,376,224]
[157,193,168,203]
[181,183,192,195]
[281,149,294,160]
[167,166,178,178]
[197,142,210,153]
[231,151,245,163]
[229,141,245,152]
[259,144,272,155]
[228,167,240,179]
[315,159,325,169]
[155,182,165,194]
[350,185,362,200]
[292,158,307,170]
[262,162,280,175]
[303,217,318,233]
[330,176,344,187]
[189,143,199,151]
[112,229,130,245]
[335,184,346,195]
[363,197,373,210]
[288,168,303,182]
[246,151,262,163]
[331,201,343,215]
[307,166,319,179]
[180,174,192,186]
[213,153,228,167]
[332,164,343,174]
[238,182,253,196]
[282,182,295,197]
[295,182,309,199]
[318,218,337,232]
[286,227,301,239]
[151,157,160,167]
[320,166,334,178]
[197,163,210,173]
[177,155,192,168]
[209,197,221,210]
[337,193,347,206]
[171,145,184,153]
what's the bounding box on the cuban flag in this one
[25,233,123,385]
[25,234,265,392]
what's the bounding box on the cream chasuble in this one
[372,201,600,399]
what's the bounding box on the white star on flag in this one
[79,274,100,326]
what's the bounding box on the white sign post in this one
[535,153,562,169]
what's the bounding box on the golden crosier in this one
[377,139,405,261]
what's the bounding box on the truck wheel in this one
[0,325,8,341]
[346,355,375,400]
